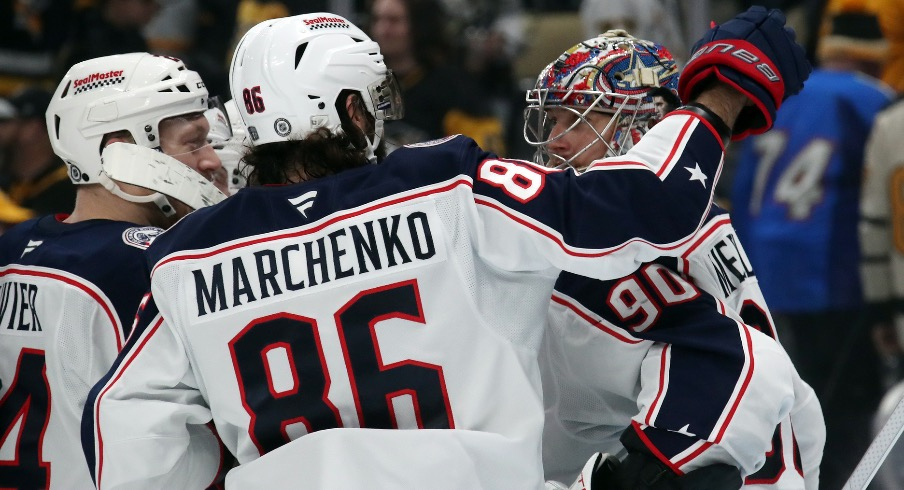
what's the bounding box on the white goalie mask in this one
[524,30,680,170]
[47,53,227,214]
[229,13,403,161]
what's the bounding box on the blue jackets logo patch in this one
[122,226,165,250]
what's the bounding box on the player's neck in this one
[64,185,168,227]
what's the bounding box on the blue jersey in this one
[0,215,162,489]
[731,69,893,312]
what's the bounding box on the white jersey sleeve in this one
[675,211,825,489]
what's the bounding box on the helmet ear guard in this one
[101,143,227,216]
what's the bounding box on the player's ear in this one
[345,93,367,130]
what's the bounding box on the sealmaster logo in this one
[73,70,125,88]
[304,16,347,26]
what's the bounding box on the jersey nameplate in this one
[186,202,447,318]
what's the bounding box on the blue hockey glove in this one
[678,6,811,140]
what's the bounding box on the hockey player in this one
[82,8,810,489]
[0,53,227,489]
[525,30,825,488]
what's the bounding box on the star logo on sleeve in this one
[685,163,708,188]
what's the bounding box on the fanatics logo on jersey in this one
[122,226,165,250]
[21,240,43,258]
[288,190,317,218]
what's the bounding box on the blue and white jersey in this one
[0,215,161,489]
[541,205,824,489]
[83,110,796,489]
[731,69,893,312]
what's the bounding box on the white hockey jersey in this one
[540,208,825,489]
[83,110,798,489]
[0,217,162,489]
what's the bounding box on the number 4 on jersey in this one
[0,349,51,488]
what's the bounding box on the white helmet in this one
[47,52,211,185]
[229,13,403,160]
[205,98,249,194]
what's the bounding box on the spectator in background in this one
[369,0,505,154]
[0,96,36,231]
[579,0,689,64]
[730,9,893,488]
[861,93,904,490]
[0,0,75,96]
[821,0,904,95]
[62,0,158,68]
[0,87,76,217]
[444,0,526,157]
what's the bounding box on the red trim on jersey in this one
[94,316,165,489]
[152,178,474,274]
[0,267,124,349]
[713,323,756,443]
[677,215,732,274]
[474,197,695,258]
[549,293,644,344]
[654,116,696,179]
[630,421,685,475]
[0,348,52,480]
[670,109,726,152]
[645,345,670,426]
[673,440,715,469]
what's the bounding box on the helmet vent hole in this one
[295,42,309,69]
[176,84,190,93]
[61,81,71,98]
[159,88,173,92]
[162,75,172,81]
[54,115,61,139]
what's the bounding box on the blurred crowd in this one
[2,0,904,487]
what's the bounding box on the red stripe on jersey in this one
[152,178,474,274]
[94,316,165,489]
[669,109,726,152]
[645,345,670,426]
[474,197,694,258]
[677,215,732,274]
[714,323,755,443]
[655,116,696,179]
[630,420,685,475]
[550,293,645,344]
[673,439,715,469]
[0,267,124,350]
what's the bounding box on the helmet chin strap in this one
[100,143,227,217]
[364,120,384,164]
[99,172,180,217]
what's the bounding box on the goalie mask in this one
[524,30,680,170]
[229,13,404,162]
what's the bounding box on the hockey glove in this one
[677,6,811,140]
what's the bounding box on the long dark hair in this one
[243,91,383,185]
